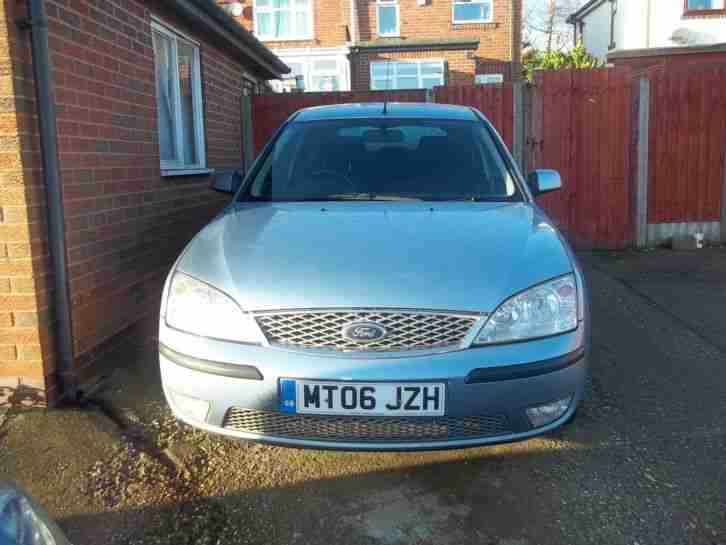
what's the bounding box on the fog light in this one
[526,397,572,428]
[170,391,210,423]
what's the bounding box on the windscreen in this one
[246,118,521,202]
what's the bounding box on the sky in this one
[523,0,585,51]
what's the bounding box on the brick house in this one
[0,0,287,406]
[217,0,522,91]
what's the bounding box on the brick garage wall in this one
[0,0,52,406]
[351,49,476,90]
[356,0,521,80]
[1,0,252,404]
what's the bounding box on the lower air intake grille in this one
[222,408,511,442]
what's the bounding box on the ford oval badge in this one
[342,322,387,343]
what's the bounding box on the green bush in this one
[522,41,602,82]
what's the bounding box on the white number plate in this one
[279,379,446,416]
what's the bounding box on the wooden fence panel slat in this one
[432,84,514,149]
[646,66,726,224]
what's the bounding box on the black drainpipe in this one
[19,0,77,401]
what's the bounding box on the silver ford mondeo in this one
[159,103,589,451]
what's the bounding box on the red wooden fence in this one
[251,90,426,153]
[247,67,725,249]
[647,66,726,224]
[530,69,634,249]
[433,83,514,149]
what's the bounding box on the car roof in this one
[292,102,480,122]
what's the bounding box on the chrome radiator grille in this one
[223,409,511,442]
[254,310,479,352]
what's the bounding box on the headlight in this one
[475,274,578,345]
[165,272,263,344]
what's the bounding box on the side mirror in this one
[527,169,562,196]
[212,169,243,194]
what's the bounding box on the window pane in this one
[421,77,442,89]
[311,75,339,91]
[454,2,486,21]
[257,0,270,6]
[273,0,291,7]
[687,0,714,7]
[371,78,391,90]
[295,10,309,35]
[371,62,391,77]
[274,11,291,37]
[396,62,417,76]
[152,31,177,162]
[421,62,443,76]
[395,76,418,89]
[313,59,337,72]
[257,12,271,35]
[295,0,309,5]
[178,41,198,166]
[377,5,398,35]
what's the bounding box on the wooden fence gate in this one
[528,69,634,249]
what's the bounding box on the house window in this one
[684,0,726,13]
[686,0,716,8]
[370,60,445,90]
[452,0,492,24]
[272,56,349,92]
[152,22,206,172]
[255,0,313,41]
[377,0,400,36]
[310,59,341,91]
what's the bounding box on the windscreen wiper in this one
[327,193,423,201]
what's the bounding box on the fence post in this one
[512,81,525,171]
[635,77,650,248]
[241,92,255,169]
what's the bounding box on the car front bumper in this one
[159,322,588,451]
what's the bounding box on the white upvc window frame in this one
[370,59,446,90]
[376,0,400,37]
[151,20,207,173]
[451,0,493,24]
[271,49,352,92]
[253,0,314,42]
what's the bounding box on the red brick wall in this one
[1,0,253,404]
[351,49,476,90]
[0,0,50,406]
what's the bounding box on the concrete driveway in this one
[2,249,725,545]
